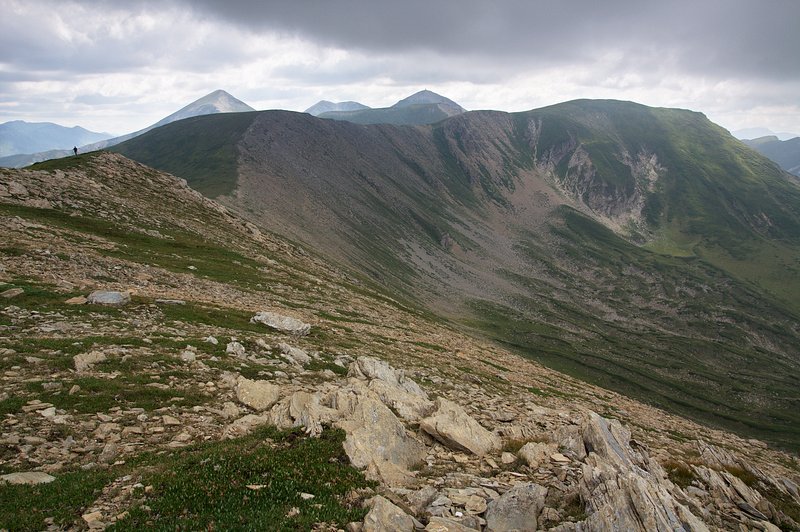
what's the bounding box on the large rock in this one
[577,413,709,532]
[368,379,434,422]
[86,290,130,306]
[335,389,426,487]
[268,391,339,436]
[73,350,106,372]
[222,414,270,439]
[348,356,428,398]
[363,495,417,532]
[485,482,547,531]
[0,471,55,485]
[235,376,281,411]
[250,311,311,336]
[278,343,312,366]
[420,398,500,456]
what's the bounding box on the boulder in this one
[484,482,547,532]
[226,341,246,358]
[86,290,130,306]
[223,414,270,439]
[368,379,434,422]
[278,343,312,366]
[577,412,709,532]
[348,356,428,398]
[250,311,311,336]
[73,350,106,372]
[336,390,426,487]
[0,471,55,485]
[420,398,500,456]
[363,496,417,532]
[7,181,29,196]
[235,376,281,411]
[269,391,339,436]
[519,441,557,469]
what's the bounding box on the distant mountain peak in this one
[153,90,254,127]
[392,90,466,114]
[305,100,370,116]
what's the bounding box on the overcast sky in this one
[1,0,798,136]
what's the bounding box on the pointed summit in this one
[152,90,255,128]
[392,90,465,115]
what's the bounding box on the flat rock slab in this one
[420,398,500,456]
[250,311,311,336]
[1,287,24,298]
[87,290,130,306]
[155,298,186,305]
[235,376,281,411]
[1,471,56,485]
[74,351,107,372]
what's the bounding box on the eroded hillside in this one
[2,153,799,530]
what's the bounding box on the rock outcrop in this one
[420,398,500,456]
[250,311,311,336]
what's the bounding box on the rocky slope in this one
[1,153,798,530]
[113,102,800,450]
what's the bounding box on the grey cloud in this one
[176,0,800,83]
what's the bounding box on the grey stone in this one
[519,441,557,469]
[420,398,500,456]
[74,350,106,372]
[251,311,311,336]
[86,290,130,306]
[235,376,281,411]
[484,482,547,532]
[1,471,55,484]
[226,341,246,358]
[363,495,416,532]
[278,343,312,365]
[1,287,24,298]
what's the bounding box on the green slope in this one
[107,100,800,450]
[111,111,257,197]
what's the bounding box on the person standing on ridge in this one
[73,146,78,156]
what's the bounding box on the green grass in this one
[111,112,257,197]
[111,426,373,531]
[0,468,115,531]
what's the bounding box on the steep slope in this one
[744,135,800,176]
[0,90,253,168]
[0,121,111,157]
[1,152,799,530]
[318,89,465,125]
[304,100,370,116]
[113,101,800,450]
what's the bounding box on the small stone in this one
[501,452,516,464]
[205,336,219,345]
[1,288,24,299]
[82,511,103,525]
[155,298,186,305]
[65,296,88,305]
[299,492,315,500]
[162,415,181,426]
[180,350,196,363]
[69,384,81,395]
[550,452,570,463]
[74,351,106,372]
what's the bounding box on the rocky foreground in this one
[1,153,799,530]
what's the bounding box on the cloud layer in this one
[1,0,798,135]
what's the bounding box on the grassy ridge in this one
[111,112,257,197]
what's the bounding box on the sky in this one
[1,0,799,137]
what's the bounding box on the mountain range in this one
[111,98,800,450]
[743,135,800,177]
[0,90,253,168]
[314,89,466,125]
[304,100,370,115]
[0,121,111,158]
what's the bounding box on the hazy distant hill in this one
[304,100,369,116]
[743,135,800,176]
[734,127,799,141]
[0,90,253,168]
[0,120,111,157]
[113,99,800,449]
[318,89,466,125]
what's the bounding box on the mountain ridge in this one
[318,89,466,125]
[112,99,800,450]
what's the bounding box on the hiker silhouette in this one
[73,146,78,156]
